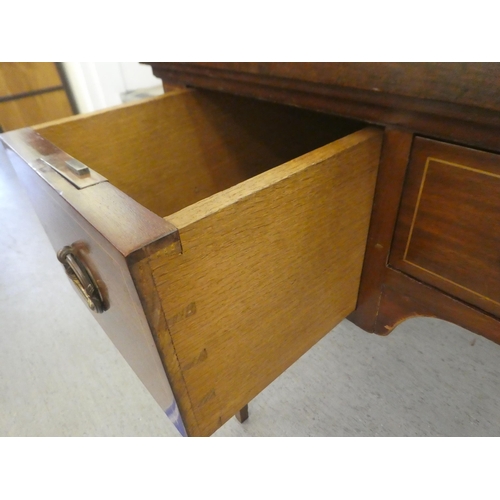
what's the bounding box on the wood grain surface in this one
[0,91,72,132]
[0,63,73,132]
[4,89,374,436]
[128,252,200,434]
[173,63,500,113]
[390,137,500,319]
[11,62,500,435]
[0,63,63,97]
[139,128,382,436]
[147,63,500,153]
[36,88,361,218]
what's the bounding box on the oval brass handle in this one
[57,245,106,313]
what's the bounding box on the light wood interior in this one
[35,89,362,218]
[144,128,383,435]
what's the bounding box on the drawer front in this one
[0,130,185,433]
[390,137,500,318]
[3,90,382,436]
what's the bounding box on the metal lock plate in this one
[39,153,107,189]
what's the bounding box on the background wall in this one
[62,62,162,113]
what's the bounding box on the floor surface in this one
[1,154,499,437]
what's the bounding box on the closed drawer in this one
[390,137,500,318]
[1,89,382,436]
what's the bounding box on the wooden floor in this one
[1,159,499,437]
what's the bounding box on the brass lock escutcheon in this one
[57,245,106,313]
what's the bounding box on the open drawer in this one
[1,88,382,436]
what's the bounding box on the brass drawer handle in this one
[57,245,106,313]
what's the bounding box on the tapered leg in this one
[235,404,249,423]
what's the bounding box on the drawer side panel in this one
[148,128,383,436]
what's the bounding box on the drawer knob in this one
[57,245,106,313]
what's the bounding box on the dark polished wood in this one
[348,129,413,332]
[0,129,180,412]
[376,269,500,345]
[176,63,500,113]
[235,404,249,424]
[390,138,500,319]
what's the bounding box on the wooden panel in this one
[1,137,179,414]
[127,253,201,436]
[148,63,500,153]
[390,137,500,318]
[138,128,382,436]
[175,63,500,113]
[0,90,72,131]
[0,62,63,97]
[374,268,500,346]
[35,89,361,218]
[348,128,414,332]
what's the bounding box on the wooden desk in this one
[147,63,500,345]
[3,63,499,435]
